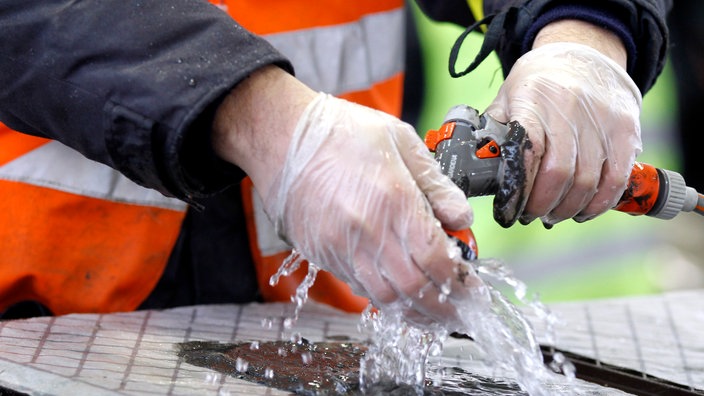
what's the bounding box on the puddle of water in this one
[177,340,527,395]
[178,340,361,394]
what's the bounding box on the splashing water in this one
[474,258,574,378]
[179,339,536,394]
[290,332,303,345]
[235,357,249,372]
[264,367,275,379]
[273,247,570,394]
[261,317,274,329]
[355,278,546,394]
[449,271,550,395]
[301,351,313,365]
[269,249,320,327]
[269,250,305,286]
[358,304,447,394]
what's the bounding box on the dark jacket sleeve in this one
[0,0,292,203]
[414,0,672,94]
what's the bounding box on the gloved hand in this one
[486,42,642,227]
[264,92,479,328]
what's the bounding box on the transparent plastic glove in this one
[486,42,642,226]
[264,93,479,328]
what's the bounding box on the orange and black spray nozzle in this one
[426,104,704,223]
[615,162,704,218]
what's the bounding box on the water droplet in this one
[261,317,273,329]
[290,332,302,344]
[283,317,294,329]
[301,351,312,365]
[176,58,183,64]
[277,347,287,357]
[235,357,249,372]
[428,342,442,357]
[204,372,220,384]
[249,341,260,350]
[417,282,433,299]
[553,352,565,364]
[440,278,452,295]
[547,351,576,379]
[188,78,197,87]
[562,360,577,379]
[264,367,274,379]
[514,282,527,300]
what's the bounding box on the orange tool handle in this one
[445,228,478,261]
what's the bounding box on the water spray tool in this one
[425,105,704,223]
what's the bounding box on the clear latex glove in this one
[264,92,479,328]
[486,42,642,226]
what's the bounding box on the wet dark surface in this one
[177,340,527,395]
[178,340,363,394]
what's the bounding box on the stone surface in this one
[0,291,701,395]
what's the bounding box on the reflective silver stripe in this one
[264,8,405,95]
[0,141,187,211]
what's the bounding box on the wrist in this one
[211,65,317,196]
[532,19,627,70]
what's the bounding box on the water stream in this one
[181,248,579,394]
[351,250,575,395]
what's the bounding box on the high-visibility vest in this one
[0,0,405,315]
[0,130,188,315]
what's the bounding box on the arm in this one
[211,65,316,199]
[415,0,672,93]
[0,0,291,202]
[504,0,671,93]
[531,19,627,69]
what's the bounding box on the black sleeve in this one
[413,0,477,27]
[414,0,672,94]
[0,0,293,203]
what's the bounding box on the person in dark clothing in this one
[0,0,671,327]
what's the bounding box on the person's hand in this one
[213,66,478,328]
[265,93,480,328]
[485,20,643,227]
